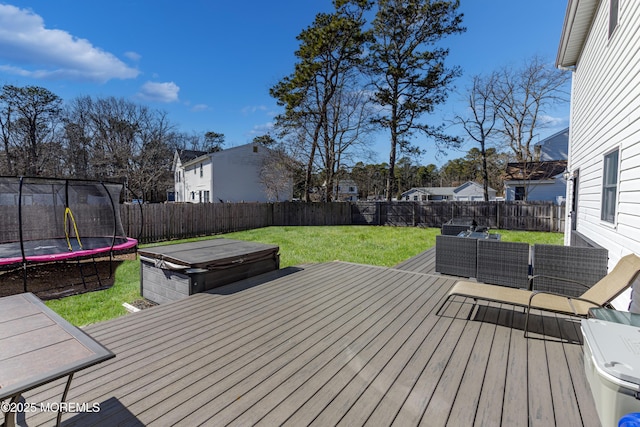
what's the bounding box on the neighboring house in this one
[333,180,359,201]
[453,181,497,201]
[401,181,496,201]
[172,143,293,203]
[503,160,568,204]
[537,127,570,161]
[503,128,569,204]
[556,0,640,308]
[402,186,455,201]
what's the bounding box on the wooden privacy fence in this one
[350,201,566,232]
[122,201,565,244]
[122,203,274,244]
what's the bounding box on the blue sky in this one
[0,1,570,166]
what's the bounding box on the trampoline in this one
[0,236,137,266]
[0,176,138,291]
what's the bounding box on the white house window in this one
[601,148,619,223]
[191,191,195,200]
[200,164,203,177]
[609,0,619,38]
[204,191,210,203]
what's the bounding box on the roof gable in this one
[176,149,207,163]
[454,181,496,195]
[536,128,569,161]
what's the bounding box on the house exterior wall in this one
[563,0,640,308]
[175,155,213,203]
[453,182,496,201]
[505,179,567,204]
[334,180,359,201]
[403,189,428,201]
[174,144,292,204]
[212,144,271,203]
[538,128,569,161]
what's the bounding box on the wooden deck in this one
[19,250,600,426]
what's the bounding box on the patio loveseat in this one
[435,236,609,296]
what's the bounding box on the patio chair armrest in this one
[528,291,604,315]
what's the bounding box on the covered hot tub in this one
[139,238,280,304]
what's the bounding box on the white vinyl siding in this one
[564,0,640,308]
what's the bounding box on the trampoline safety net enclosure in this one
[0,176,138,267]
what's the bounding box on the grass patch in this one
[221,225,439,268]
[45,258,140,327]
[492,229,564,245]
[45,226,563,326]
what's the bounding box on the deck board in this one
[446,302,499,426]
[393,247,436,274]
[17,249,600,427]
[473,304,512,426]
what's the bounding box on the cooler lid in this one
[581,318,640,386]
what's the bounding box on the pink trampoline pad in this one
[0,237,138,266]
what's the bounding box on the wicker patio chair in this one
[435,234,477,278]
[531,244,608,297]
[441,218,476,236]
[441,224,472,236]
[476,240,530,288]
[438,253,640,337]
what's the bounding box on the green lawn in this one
[45,226,564,326]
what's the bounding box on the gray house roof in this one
[172,149,208,172]
[453,181,497,196]
[177,149,207,163]
[402,187,456,197]
[401,181,496,199]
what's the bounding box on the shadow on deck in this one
[19,248,599,426]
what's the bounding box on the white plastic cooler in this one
[581,318,640,426]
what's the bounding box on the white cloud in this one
[136,81,180,103]
[249,122,274,136]
[124,51,141,62]
[539,114,569,127]
[0,4,139,83]
[190,104,208,112]
[241,105,268,115]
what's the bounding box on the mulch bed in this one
[0,252,138,301]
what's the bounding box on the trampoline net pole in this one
[19,176,28,293]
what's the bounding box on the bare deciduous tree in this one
[0,85,63,176]
[495,56,570,163]
[454,72,502,201]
